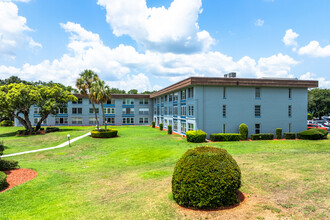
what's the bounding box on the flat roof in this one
[150,77,318,98]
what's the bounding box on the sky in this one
[0,0,330,92]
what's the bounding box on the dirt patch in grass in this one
[0,168,37,193]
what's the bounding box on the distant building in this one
[15,75,318,137]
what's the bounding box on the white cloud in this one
[106,73,158,92]
[97,0,214,53]
[282,29,299,48]
[255,19,264,27]
[298,41,330,57]
[0,1,41,58]
[300,72,330,88]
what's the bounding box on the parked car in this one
[307,124,328,131]
[317,123,330,131]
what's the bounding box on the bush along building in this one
[15,75,318,137]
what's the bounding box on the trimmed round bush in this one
[168,125,172,134]
[283,132,296,139]
[159,123,163,131]
[297,129,327,140]
[276,128,282,139]
[172,146,241,209]
[151,121,155,128]
[91,129,118,138]
[210,133,241,142]
[239,124,248,140]
[186,130,206,143]
[0,120,14,127]
[0,171,8,191]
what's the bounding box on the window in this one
[255,124,260,134]
[164,107,168,115]
[89,117,98,125]
[188,87,194,98]
[173,106,178,115]
[223,87,226,99]
[73,98,83,104]
[56,117,68,124]
[144,118,149,124]
[188,105,194,116]
[174,120,178,130]
[223,105,226,117]
[169,94,173,102]
[34,107,41,114]
[181,106,186,116]
[174,93,178,101]
[169,120,172,126]
[139,99,148,105]
[181,90,186,100]
[34,118,47,125]
[255,87,260,98]
[188,123,194,131]
[288,105,292,117]
[106,99,115,104]
[139,108,149,115]
[164,119,168,126]
[123,99,134,105]
[89,108,99,114]
[72,117,82,124]
[289,123,292,132]
[255,105,261,117]
[105,117,115,124]
[169,106,173,115]
[165,95,167,102]
[161,107,164,115]
[72,108,82,114]
[55,107,68,114]
[161,96,164,103]
[104,108,115,114]
[139,118,144,124]
[123,117,134,124]
[289,88,292,99]
[223,124,226,133]
[122,108,134,114]
[181,122,186,133]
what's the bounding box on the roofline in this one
[150,77,318,98]
[73,94,150,99]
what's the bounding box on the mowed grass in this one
[0,126,329,219]
[0,126,92,155]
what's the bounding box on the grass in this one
[0,126,329,219]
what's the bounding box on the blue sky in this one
[0,0,329,91]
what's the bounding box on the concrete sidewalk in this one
[0,132,91,158]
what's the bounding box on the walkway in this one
[0,132,91,158]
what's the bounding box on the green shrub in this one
[210,133,241,142]
[0,141,4,156]
[159,123,163,131]
[186,130,206,143]
[284,132,296,139]
[0,120,14,127]
[251,133,274,140]
[172,146,241,209]
[46,127,60,133]
[91,129,118,138]
[297,129,327,140]
[0,171,8,191]
[276,128,282,139]
[239,124,248,140]
[307,113,313,120]
[168,125,172,134]
[152,121,155,128]
[0,159,19,171]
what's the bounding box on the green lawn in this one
[0,126,329,219]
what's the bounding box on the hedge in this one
[91,129,118,138]
[151,121,155,128]
[239,124,248,140]
[0,159,19,171]
[283,132,296,139]
[0,171,8,191]
[168,125,172,134]
[297,129,328,140]
[251,133,274,140]
[172,146,241,209]
[159,123,163,131]
[276,128,282,139]
[210,133,241,142]
[46,127,60,133]
[186,130,207,143]
[0,120,14,127]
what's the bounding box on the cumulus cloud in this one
[97,0,214,54]
[0,1,41,59]
[300,72,330,88]
[282,29,299,48]
[255,19,264,27]
[298,41,330,57]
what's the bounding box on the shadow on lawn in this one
[0,131,17,138]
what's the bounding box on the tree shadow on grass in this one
[0,132,17,138]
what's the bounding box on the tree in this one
[109,88,126,94]
[141,90,157,94]
[308,88,330,119]
[76,70,100,130]
[128,89,138,94]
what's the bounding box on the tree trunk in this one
[101,103,106,130]
[35,113,48,131]
[13,112,29,131]
[91,102,99,131]
[23,111,33,134]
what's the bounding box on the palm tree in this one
[90,80,112,130]
[76,69,100,130]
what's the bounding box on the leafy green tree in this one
[308,88,330,119]
[76,70,100,130]
[109,88,126,94]
[128,89,138,94]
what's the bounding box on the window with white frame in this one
[174,93,178,101]
[288,105,292,117]
[181,106,186,116]
[105,117,115,124]
[34,118,47,124]
[89,117,98,125]
[164,119,168,126]
[255,105,261,117]
[223,105,226,117]
[89,108,99,114]
[223,87,226,99]
[181,122,186,133]
[72,117,83,124]
[173,106,178,115]
[144,118,148,123]
[255,87,261,98]
[161,107,164,115]
[123,117,134,124]
[139,99,149,105]
[139,108,149,115]
[139,118,144,124]
[104,108,115,114]
[34,107,41,114]
[169,106,173,115]
[164,107,167,115]
[173,120,178,130]
[72,98,83,104]
[188,87,194,98]
[188,123,194,131]
[181,90,186,100]
[55,107,68,114]
[188,105,194,116]
[169,94,173,102]
[122,108,134,114]
[289,88,292,99]
[123,99,134,105]
[56,117,68,124]
[106,99,115,104]
[255,123,260,134]
[72,108,82,114]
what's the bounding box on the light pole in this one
[67,134,71,147]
